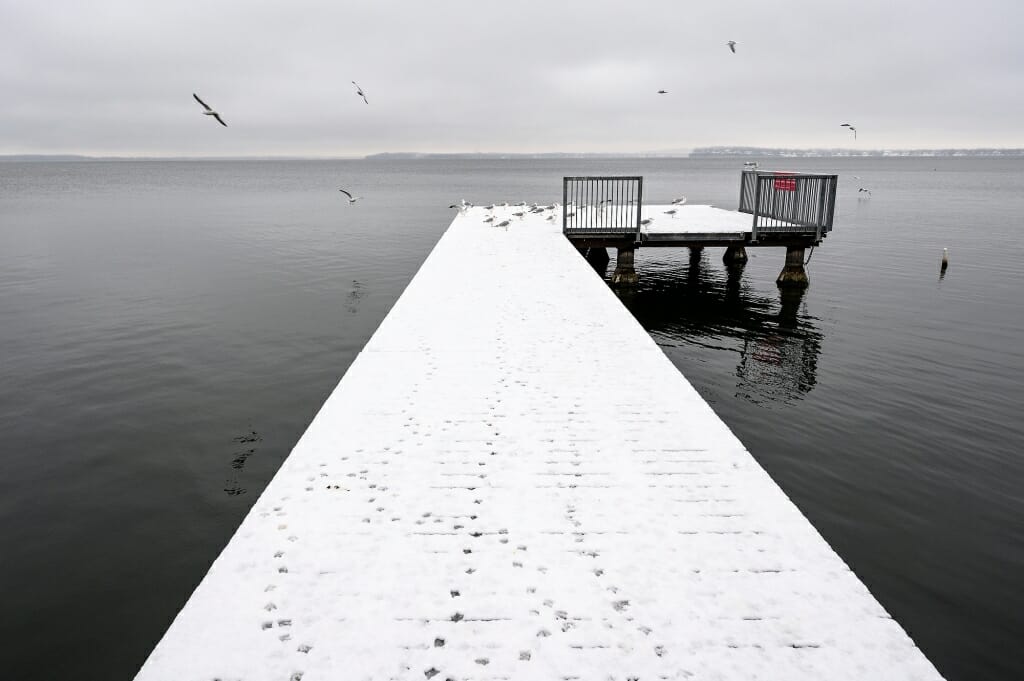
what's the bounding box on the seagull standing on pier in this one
[339,189,363,203]
[192,94,227,127]
[727,41,737,53]
[352,81,368,104]
[841,123,857,140]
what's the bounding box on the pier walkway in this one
[136,207,942,680]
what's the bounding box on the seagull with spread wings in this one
[727,40,737,53]
[841,123,858,140]
[193,94,227,127]
[352,81,368,104]
[339,188,362,203]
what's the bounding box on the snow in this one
[641,204,755,235]
[134,206,943,681]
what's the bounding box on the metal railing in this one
[739,171,837,241]
[562,176,642,238]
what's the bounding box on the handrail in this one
[739,171,838,241]
[562,176,643,239]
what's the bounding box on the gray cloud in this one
[1,0,1022,155]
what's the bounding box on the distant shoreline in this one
[3,148,1024,162]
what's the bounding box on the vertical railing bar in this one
[562,178,567,233]
[752,174,762,241]
[588,179,592,232]
[636,176,643,239]
[610,179,618,232]
[602,179,606,230]
[585,179,593,232]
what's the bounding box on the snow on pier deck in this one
[641,204,762,242]
[136,207,942,680]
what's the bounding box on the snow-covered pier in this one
[136,206,942,680]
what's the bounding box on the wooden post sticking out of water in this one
[611,246,639,287]
[777,246,810,289]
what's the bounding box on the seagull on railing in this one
[841,123,857,140]
[727,41,737,53]
[193,94,227,127]
[352,81,368,104]
[339,188,362,203]
[664,209,678,217]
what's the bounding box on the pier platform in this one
[640,204,779,244]
[135,206,942,680]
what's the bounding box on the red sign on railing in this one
[773,174,796,191]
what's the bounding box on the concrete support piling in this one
[611,246,639,287]
[776,246,810,289]
[723,245,749,266]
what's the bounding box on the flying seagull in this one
[858,187,872,196]
[352,81,368,104]
[193,93,227,127]
[727,41,737,53]
[338,188,362,203]
[671,196,687,205]
[841,123,857,140]
[657,90,668,94]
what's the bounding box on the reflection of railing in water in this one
[736,331,819,404]
[615,257,823,404]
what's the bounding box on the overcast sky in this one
[2,0,1022,156]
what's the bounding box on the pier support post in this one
[723,245,748,266]
[611,246,639,287]
[586,247,610,272]
[776,246,809,289]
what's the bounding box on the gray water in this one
[1,158,1021,680]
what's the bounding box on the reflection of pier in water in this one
[592,247,823,404]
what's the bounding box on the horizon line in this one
[4,146,1024,161]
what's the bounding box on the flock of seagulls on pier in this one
[450,201,562,230]
[192,34,874,205]
[443,195,697,232]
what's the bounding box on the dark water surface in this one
[1,158,1021,680]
